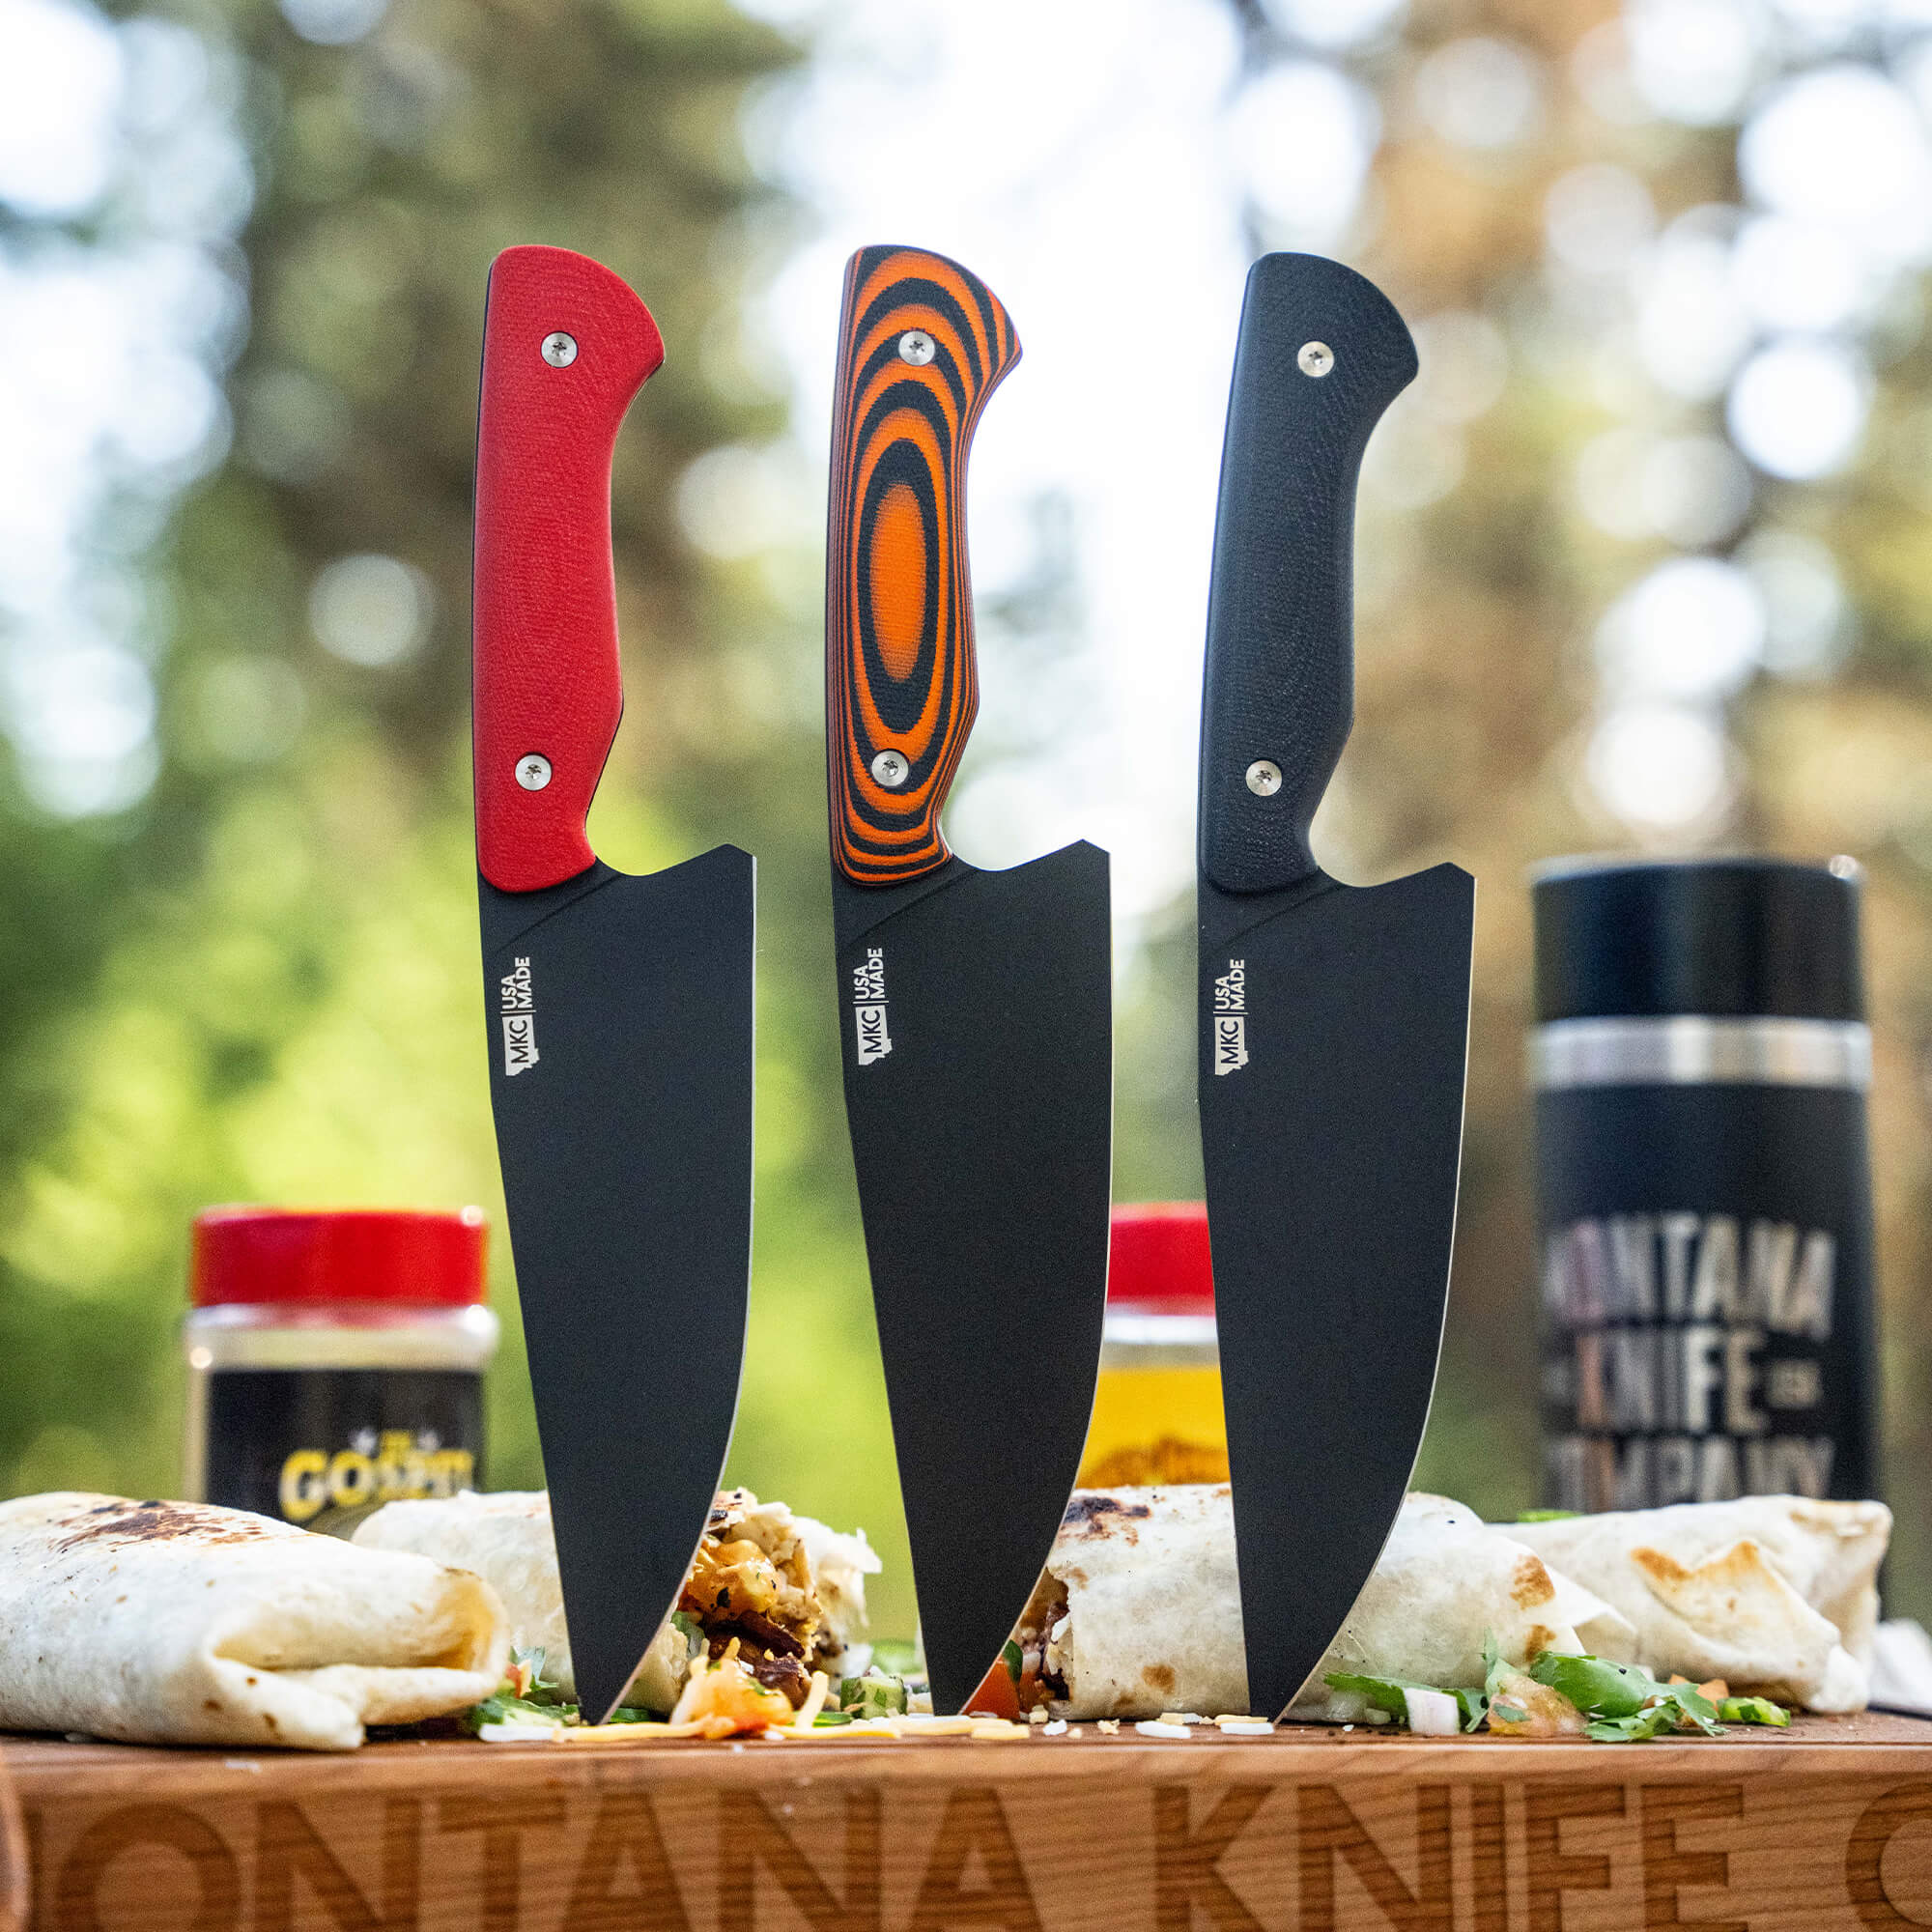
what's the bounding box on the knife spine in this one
[473,245,665,896]
[1197,253,1416,898]
[826,245,1019,887]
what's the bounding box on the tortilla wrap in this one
[1299,1493,1615,1716]
[0,1493,508,1750]
[355,1487,879,1711]
[1013,1488,1595,1719]
[1510,1496,1889,1710]
[1017,1487,1886,1720]
[1023,1486,1247,1719]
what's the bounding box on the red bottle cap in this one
[1107,1203,1214,1314]
[191,1207,489,1309]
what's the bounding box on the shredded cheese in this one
[787,1671,832,1732]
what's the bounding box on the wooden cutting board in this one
[0,1748,22,1932]
[10,1713,1932,1930]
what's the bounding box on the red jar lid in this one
[1108,1203,1214,1314]
[191,1207,489,1308]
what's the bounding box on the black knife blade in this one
[1196,252,1475,1719]
[825,244,1113,1717]
[473,244,754,1725]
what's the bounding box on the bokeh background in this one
[2,0,1930,1640]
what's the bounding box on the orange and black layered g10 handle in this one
[473,245,665,895]
[826,245,1019,886]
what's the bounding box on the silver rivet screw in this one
[516,753,553,791]
[871,749,909,788]
[898,330,936,366]
[541,332,578,368]
[1246,759,1284,797]
[1297,341,1335,378]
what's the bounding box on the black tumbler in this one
[1532,856,1877,1513]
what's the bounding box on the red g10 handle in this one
[472,245,665,894]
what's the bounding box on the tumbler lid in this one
[1532,855,1864,1023]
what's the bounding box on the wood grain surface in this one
[10,1713,1932,1929]
[0,1745,23,1932]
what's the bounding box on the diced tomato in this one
[964,1660,1021,1722]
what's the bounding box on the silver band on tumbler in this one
[1531,1016,1872,1092]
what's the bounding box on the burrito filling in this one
[680,1492,823,1707]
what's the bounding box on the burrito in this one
[1012,1486,1886,1720]
[1298,1493,1633,1716]
[1011,1487,1599,1720]
[1510,1496,1889,1711]
[0,1493,508,1750]
[354,1487,879,1712]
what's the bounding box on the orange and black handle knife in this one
[1197,254,1474,1718]
[825,245,1114,1717]
[473,245,753,1724]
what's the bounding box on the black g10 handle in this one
[1198,253,1417,897]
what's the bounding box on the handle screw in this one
[1246,759,1284,797]
[516,753,553,791]
[898,330,936,367]
[1296,341,1335,378]
[871,749,910,788]
[541,332,579,368]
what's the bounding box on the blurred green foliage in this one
[0,0,928,1635]
[9,0,1932,1663]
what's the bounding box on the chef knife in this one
[826,244,1113,1717]
[1196,253,1474,1719]
[473,244,754,1725]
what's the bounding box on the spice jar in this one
[184,1207,499,1531]
[1532,857,1878,1513]
[1077,1203,1228,1487]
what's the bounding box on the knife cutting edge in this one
[825,244,1114,1717]
[473,244,755,1724]
[1196,253,1475,1719]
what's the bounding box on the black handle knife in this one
[1197,253,1475,1719]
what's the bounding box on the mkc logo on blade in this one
[852,947,892,1065]
[1212,958,1248,1074]
[500,956,539,1075]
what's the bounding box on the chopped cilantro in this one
[1720,1695,1791,1727]
[1482,1632,1517,1713]
[1527,1652,1651,1719]
[1321,1633,1763,1745]
[506,1646,566,1705]
[463,1690,569,1733]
